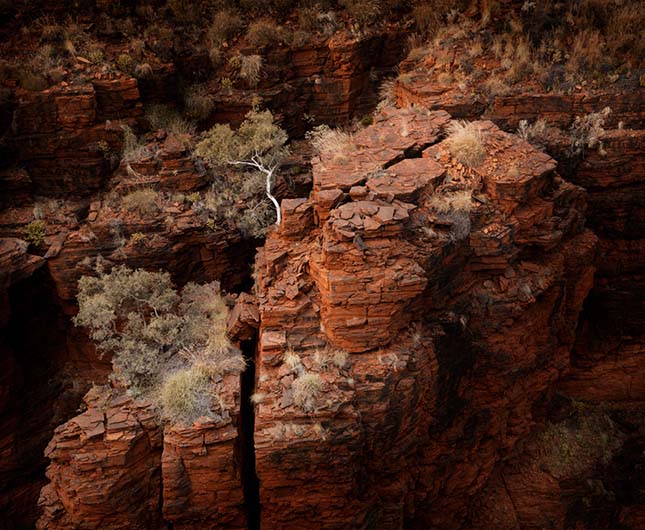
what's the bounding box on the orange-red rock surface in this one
[251,107,598,529]
[1,6,643,527]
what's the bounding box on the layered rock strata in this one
[251,106,597,529]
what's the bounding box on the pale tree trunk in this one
[230,156,281,225]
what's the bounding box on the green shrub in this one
[129,232,148,246]
[220,77,234,95]
[87,48,104,64]
[74,266,243,422]
[24,220,46,246]
[116,53,135,74]
[196,109,288,167]
[196,109,287,232]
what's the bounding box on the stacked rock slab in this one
[11,79,141,197]
[36,389,163,530]
[253,107,596,529]
[37,376,245,529]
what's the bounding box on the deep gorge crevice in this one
[239,337,260,530]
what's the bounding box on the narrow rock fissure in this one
[239,337,261,530]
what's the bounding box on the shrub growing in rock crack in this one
[247,19,282,48]
[568,107,611,157]
[24,220,46,247]
[238,54,262,87]
[517,118,552,150]
[121,125,152,163]
[208,9,243,46]
[145,104,196,136]
[121,189,160,216]
[306,124,356,164]
[184,84,215,120]
[428,189,473,240]
[161,366,212,423]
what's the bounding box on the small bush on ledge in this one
[24,220,47,247]
[74,265,244,424]
[121,189,160,216]
[446,121,487,167]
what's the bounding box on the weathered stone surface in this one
[11,80,142,196]
[115,132,209,192]
[162,373,245,529]
[37,389,163,530]
[0,238,45,290]
[252,108,598,529]
[38,373,246,530]
[46,200,252,307]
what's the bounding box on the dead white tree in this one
[229,152,281,224]
[195,109,288,225]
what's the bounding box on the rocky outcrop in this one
[396,40,645,528]
[206,28,408,136]
[10,79,141,197]
[251,106,597,529]
[2,6,642,526]
[37,389,164,530]
[37,372,245,530]
[46,196,253,307]
[33,104,601,529]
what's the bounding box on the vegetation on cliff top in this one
[74,265,245,423]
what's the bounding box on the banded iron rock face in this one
[0,26,409,528]
[0,14,642,527]
[34,99,645,529]
[252,107,598,529]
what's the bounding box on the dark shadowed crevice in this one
[1,268,88,529]
[239,338,260,530]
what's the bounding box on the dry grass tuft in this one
[146,104,196,135]
[208,9,243,46]
[184,85,215,120]
[427,190,472,214]
[517,119,553,150]
[283,347,303,373]
[292,372,323,412]
[569,107,611,157]
[306,124,356,164]
[238,54,262,87]
[247,19,282,48]
[160,367,212,423]
[446,121,487,167]
[122,189,159,216]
